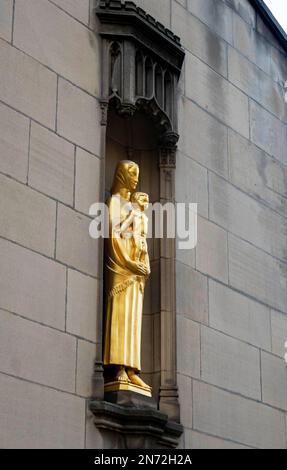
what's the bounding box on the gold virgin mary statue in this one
[103,160,152,396]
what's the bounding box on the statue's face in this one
[127,165,139,191]
[136,193,149,210]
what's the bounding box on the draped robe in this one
[103,194,147,372]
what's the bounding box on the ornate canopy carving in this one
[96,0,185,146]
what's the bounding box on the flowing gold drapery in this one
[103,194,146,372]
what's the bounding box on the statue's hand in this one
[130,261,149,276]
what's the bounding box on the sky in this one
[264,0,287,34]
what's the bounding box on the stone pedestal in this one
[90,391,183,449]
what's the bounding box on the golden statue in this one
[103,161,152,396]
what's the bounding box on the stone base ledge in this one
[89,395,183,449]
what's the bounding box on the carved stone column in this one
[91,100,109,401]
[158,146,180,423]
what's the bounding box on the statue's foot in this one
[127,369,151,390]
[115,366,129,383]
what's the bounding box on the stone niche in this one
[89,0,185,449]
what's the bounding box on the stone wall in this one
[169,0,287,450]
[0,0,103,449]
[0,0,286,449]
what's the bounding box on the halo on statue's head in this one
[111,160,139,194]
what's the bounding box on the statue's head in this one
[131,192,149,211]
[111,160,139,194]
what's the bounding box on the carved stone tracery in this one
[97,0,184,142]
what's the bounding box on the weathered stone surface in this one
[209,172,287,262]
[76,339,96,397]
[0,373,85,448]
[228,47,286,122]
[174,0,186,6]
[0,0,13,42]
[177,431,185,450]
[270,46,287,85]
[185,52,249,138]
[0,174,56,257]
[176,246,196,272]
[51,0,90,24]
[178,98,228,177]
[222,0,256,26]
[0,102,29,183]
[136,0,171,27]
[209,280,271,350]
[172,1,228,76]
[29,122,75,206]
[14,0,100,95]
[67,269,99,342]
[0,238,66,329]
[271,310,287,358]
[175,155,202,264]
[228,130,287,219]
[75,148,101,216]
[176,198,197,266]
[56,204,99,277]
[187,0,233,44]
[193,380,286,449]
[86,408,132,449]
[250,101,287,166]
[228,234,287,314]
[196,217,228,283]
[177,315,200,378]
[0,310,76,392]
[85,409,105,449]
[256,14,284,51]
[201,326,261,400]
[176,152,208,218]
[186,430,250,449]
[176,262,208,325]
[232,14,271,74]
[177,373,193,430]
[262,352,287,411]
[57,79,101,156]
[0,39,57,128]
